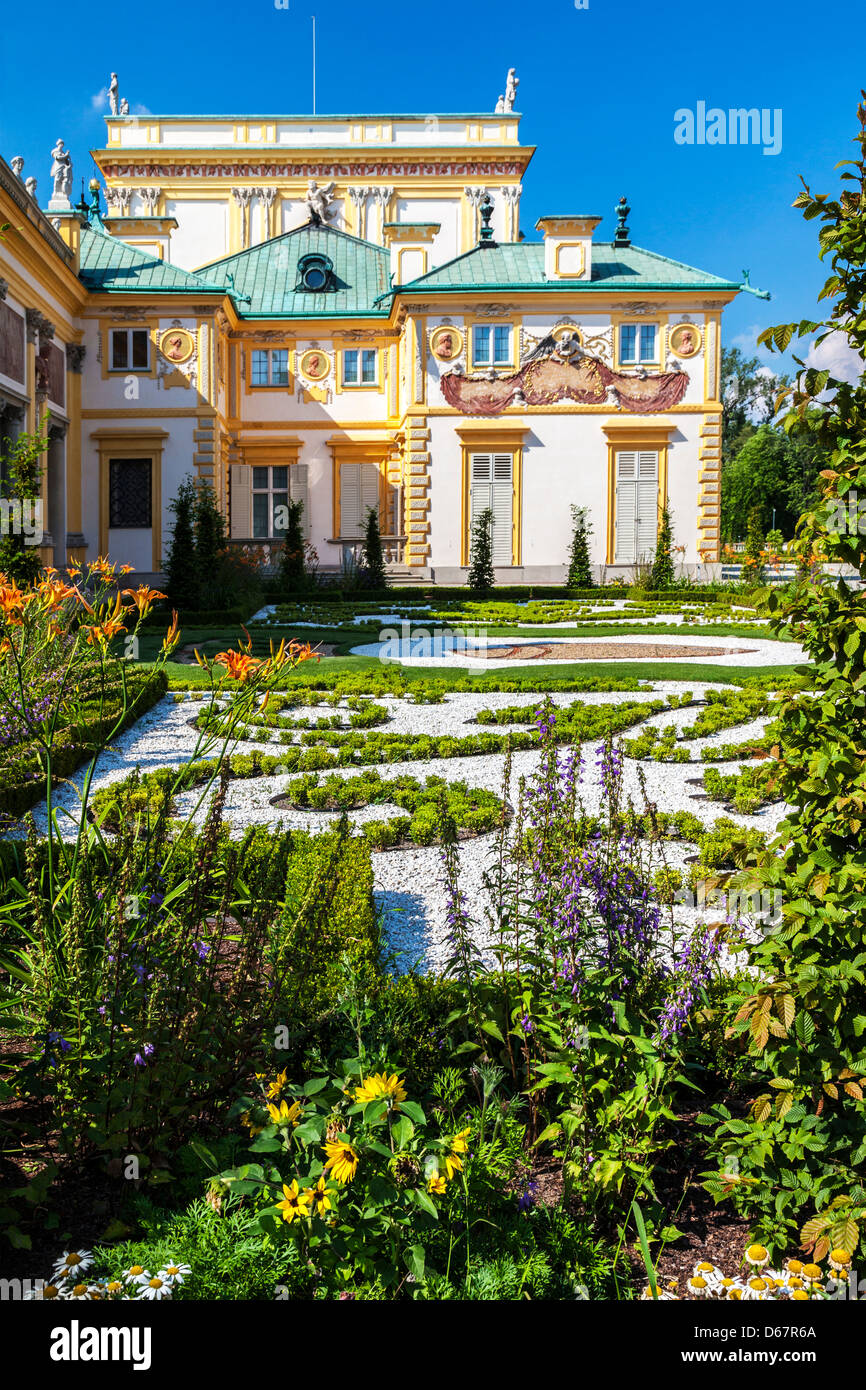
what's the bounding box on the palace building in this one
[0,85,766,584]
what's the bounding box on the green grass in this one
[157,656,806,691]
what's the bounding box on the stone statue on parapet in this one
[109,73,119,115]
[305,179,337,225]
[50,140,73,202]
[503,69,519,111]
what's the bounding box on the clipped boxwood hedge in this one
[0,667,169,819]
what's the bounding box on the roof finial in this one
[613,195,631,248]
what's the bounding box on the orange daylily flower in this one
[87,558,114,580]
[37,576,79,613]
[0,581,34,624]
[122,584,166,618]
[214,649,261,683]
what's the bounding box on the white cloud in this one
[805,329,862,386]
[728,324,777,362]
[90,86,109,111]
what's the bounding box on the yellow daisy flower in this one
[266,1070,289,1101]
[353,1072,407,1109]
[323,1141,359,1184]
[275,1180,313,1224]
[306,1176,333,1217]
[745,1243,769,1269]
[428,1174,447,1196]
[267,1099,303,1128]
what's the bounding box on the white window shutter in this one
[230,464,251,539]
[614,450,658,563]
[360,463,380,524]
[636,452,659,559]
[469,453,512,565]
[340,462,361,537]
[491,454,513,565]
[290,464,310,538]
[340,462,381,538]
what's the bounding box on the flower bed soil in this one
[477,643,757,661]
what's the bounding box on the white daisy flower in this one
[64,1282,96,1300]
[123,1264,150,1285]
[51,1250,93,1280]
[744,1243,770,1269]
[137,1275,172,1300]
[159,1261,191,1285]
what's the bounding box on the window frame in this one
[470,322,515,370]
[251,463,292,539]
[107,457,153,529]
[249,346,291,390]
[615,320,660,368]
[108,327,151,374]
[340,347,380,389]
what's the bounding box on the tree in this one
[360,504,387,591]
[278,499,308,594]
[467,507,495,597]
[193,480,225,576]
[741,505,765,584]
[720,345,783,465]
[649,499,674,589]
[566,505,594,590]
[0,421,47,586]
[164,476,200,611]
[706,93,866,1257]
[721,423,823,540]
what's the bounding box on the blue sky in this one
[1,0,862,379]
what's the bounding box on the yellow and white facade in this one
[0,106,753,584]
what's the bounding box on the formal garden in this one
[1,107,865,1307]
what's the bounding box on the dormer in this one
[536,215,602,282]
[383,222,440,284]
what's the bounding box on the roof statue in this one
[305,179,337,226]
[494,95,505,114]
[108,73,119,116]
[11,156,24,179]
[49,139,73,208]
[503,69,519,112]
[25,177,37,199]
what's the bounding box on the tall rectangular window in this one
[251,348,289,386]
[110,329,150,372]
[250,464,309,538]
[343,349,377,385]
[469,453,514,565]
[619,323,657,365]
[614,451,659,564]
[472,325,512,367]
[108,458,152,527]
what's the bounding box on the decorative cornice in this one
[98,157,528,180]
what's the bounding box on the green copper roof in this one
[398,241,741,293]
[198,223,391,317]
[78,225,224,294]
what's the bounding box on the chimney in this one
[383,222,440,284]
[535,215,602,282]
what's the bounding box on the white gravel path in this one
[17,680,791,975]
